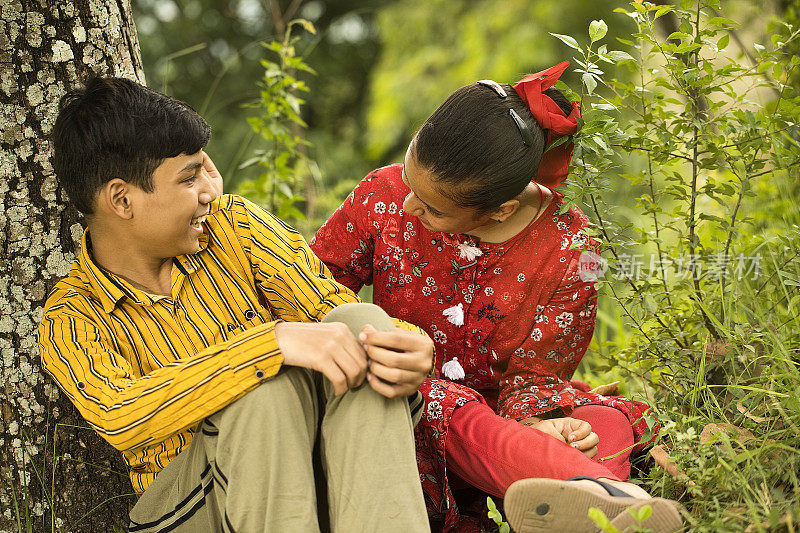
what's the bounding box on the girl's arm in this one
[311,168,398,293]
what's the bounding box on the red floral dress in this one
[311,164,654,532]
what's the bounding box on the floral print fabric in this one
[311,164,654,531]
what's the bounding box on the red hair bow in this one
[513,61,580,187]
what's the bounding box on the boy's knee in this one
[322,302,395,336]
[327,379,412,427]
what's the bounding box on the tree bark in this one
[1,0,144,530]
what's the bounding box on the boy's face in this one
[127,150,218,259]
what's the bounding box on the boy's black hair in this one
[412,83,573,214]
[51,76,211,214]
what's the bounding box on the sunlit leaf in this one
[607,50,635,62]
[708,16,739,26]
[589,20,608,43]
[653,6,673,20]
[582,73,597,95]
[550,32,582,50]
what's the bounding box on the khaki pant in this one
[129,303,429,532]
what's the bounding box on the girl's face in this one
[401,145,494,235]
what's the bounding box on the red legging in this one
[445,402,634,498]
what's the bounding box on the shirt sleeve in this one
[310,170,389,294]
[234,196,362,321]
[497,250,598,420]
[39,302,283,452]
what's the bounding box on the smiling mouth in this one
[190,215,206,230]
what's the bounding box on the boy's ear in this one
[101,178,134,220]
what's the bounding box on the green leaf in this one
[588,507,621,533]
[263,41,283,53]
[487,497,504,524]
[717,34,730,50]
[708,16,738,26]
[550,33,581,50]
[582,73,597,95]
[653,6,673,20]
[675,42,702,54]
[631,503,652,522]
[644,294,658,314]
[589,20,608,43]
[756,61,772,73]
[666,31,689,42]
[546,134,573,152]
[298,19,316,34]
[607,50,634,63]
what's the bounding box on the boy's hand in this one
[520,416,599,458]
[201,152,224,196]
[275,322,368,395]
[359,324,434,398]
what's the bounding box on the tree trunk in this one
[1,1,144,530]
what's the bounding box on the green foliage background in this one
[131,1,799,530]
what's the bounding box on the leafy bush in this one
[238,19,317,224]
[559,1,800,530]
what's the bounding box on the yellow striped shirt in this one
[38,194,419,492]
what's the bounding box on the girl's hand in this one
[520,416,567,443]
[520,416,599,458]
[201,152,224,196]
[359,324,434,398]
[552,417,598,458]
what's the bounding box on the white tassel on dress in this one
[442,303,464,326]
[442,357,465,380]
[458,242,483,261]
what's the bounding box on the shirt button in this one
[76,381,86,390]
[244,309,256,320]
[254,369,266,380]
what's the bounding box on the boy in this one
[39,76,433,532]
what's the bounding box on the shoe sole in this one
[504,479,681,533]
[608,499,684,533]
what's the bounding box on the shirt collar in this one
[77,198,220,312]
[78,230,131,313]
[78,230,208,313]
[175,231,208,275]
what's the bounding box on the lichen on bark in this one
[1,0,145,530]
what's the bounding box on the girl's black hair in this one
[412,83,573,214]
[52,76,211,215]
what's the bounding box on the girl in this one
[313,62,678,533]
